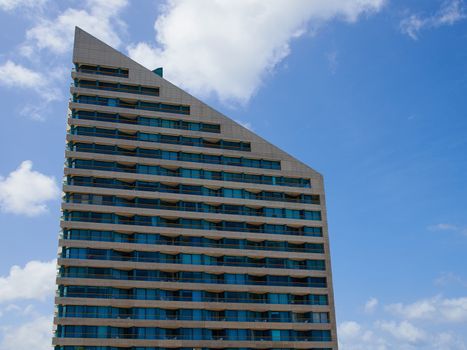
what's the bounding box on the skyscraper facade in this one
[53,28,338,350]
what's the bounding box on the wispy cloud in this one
[0,0,129,120]
[428,223,467,236]
[429,223,459,231]
[23,0,128,55]
[128,0,385,104]
[0,60,43,88]
[0,160,59,216]
[326,50,339,74]
[365,297,379,313]
[339,321,464,349]
[0,0,47,12]
[0,60,61,106]
[0,61,64,121]
[386,295,467,323]
[435,272,467,288]
[377,320,426,343]
[340,318,466,349]
[338,295,467,349]
[400,0,466,40]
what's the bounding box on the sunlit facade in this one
[53,27,338,350]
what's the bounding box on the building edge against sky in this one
[53,27,338,349]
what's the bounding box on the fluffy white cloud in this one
[0,0,47,11]
[431,332,467,350]
[339,292,467,349]
[0,61,44,88]
[0,261,55,349]
[0,160,59,216]
[365,297,379,313]
[0,260,56,303]
[0,60,61,104]
[128,0,385,103]
[25,0,128,54]
[339,321,362,338]
[378,320,426,343]
[339,319,467,350]
[387,296,467,323]
[338,321,388,350]
[0,1,127,120]
[401,0,466,40]
[0,315,52,350]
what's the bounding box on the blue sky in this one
[0,0,466,349]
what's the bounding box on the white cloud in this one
[378,320,426,343]
[436,0,466,25]
[432,332,467,350]
[0,161,59,216]
[428,223,467,236]
[0,0,47,11]
[0,315,52,350]
[128,0,385,104]
[365,297,379,313]
[401,14,426,40]
[429,223,459,231]
[435,272,467,288]
[0,61,44,88]
[401,0,466,40]
[339,321,388,350]
[339,319,467,350]
[339,293,467,349]
[387,296,467,323]
[6,1,128,121]
[339,321,362,338]
[326,50,339,74]
[0,60,61,104]
[0,260,56,303]
[25,0,128,54]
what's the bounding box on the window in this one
[268,293,288,304]
[161,151,177,160]
[304,211,322,220]
[265,208,283,218]
[285,209,300,219]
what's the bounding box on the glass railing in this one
[68,161,310,188]
[58,269,327,288]
[57,308,329,323]
[74,81,159,97]
[74,95,190,115]
[70,128,251,152]
[57,285,329,305]
[61,229,325,254]
[64,196,321,221]
[66,178,319,205]
[74,66,129,78]
[60,248,326,271]
[55,325,332,341]
[55,347,332,350]
[68,143,280,170]
[62,212,324,238]
[71,111,221,133]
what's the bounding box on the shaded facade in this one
[53,27,338,350]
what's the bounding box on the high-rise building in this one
[53,27,338,350]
